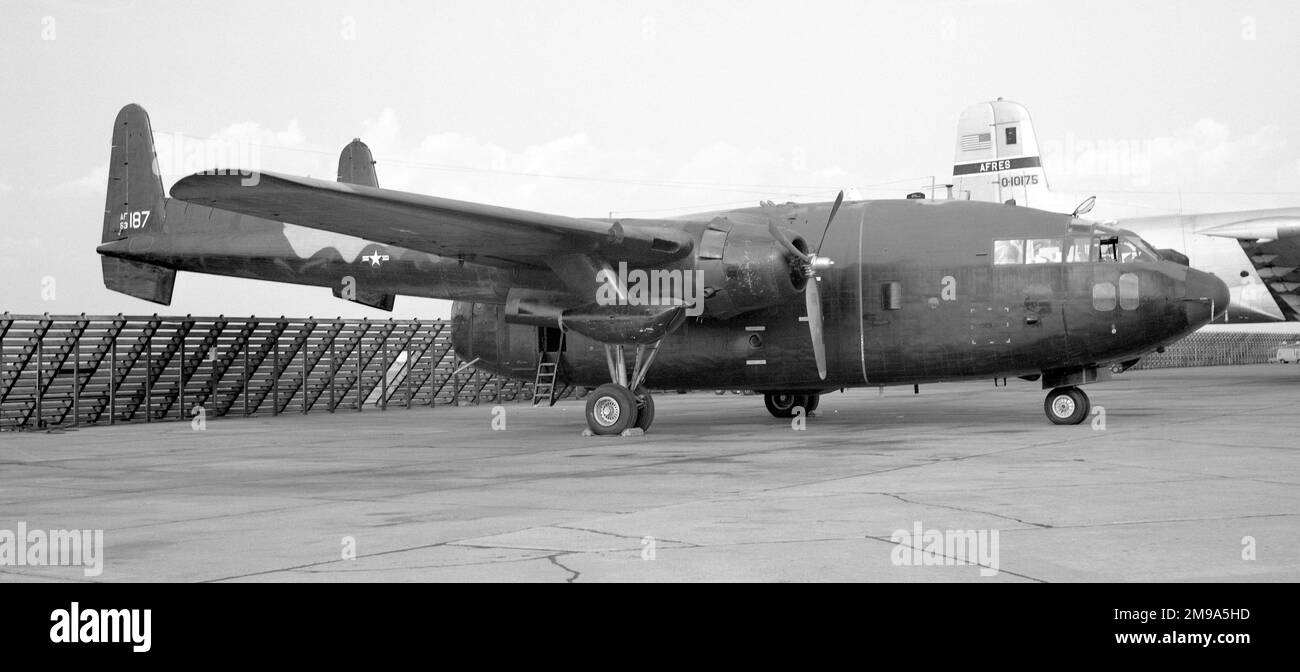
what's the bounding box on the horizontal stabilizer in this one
[102,256,175,305]
[332,285,395,311]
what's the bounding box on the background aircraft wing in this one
[170,171,693,269]
[1193,208,1300,319]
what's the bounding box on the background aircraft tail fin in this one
[951,98,1052,207]
[100,103,176,305]
[334,138,394,310]
[337,139,379,187]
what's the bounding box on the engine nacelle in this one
[697,219,806,319]
[450,300,539,378]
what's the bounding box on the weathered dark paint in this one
[452,200,1227,391]
[98,104,1229,398]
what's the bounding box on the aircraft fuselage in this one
[452,199,1225,390]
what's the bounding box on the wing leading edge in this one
[170,171,694,269]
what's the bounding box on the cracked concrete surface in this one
[1,365,1297,582]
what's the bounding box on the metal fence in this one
[4,313,1297,431]
[1132,330,1300,369]
[0,314,544,431]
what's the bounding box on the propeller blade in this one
[806,277,827,380]
[813,190,845,255]
[768,217,810,262]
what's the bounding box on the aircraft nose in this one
[1184,268,1230,326]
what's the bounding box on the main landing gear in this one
[584,341,661,436]
[763,392,820,418]
[1044,386,1090,425]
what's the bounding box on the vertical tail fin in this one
[100,103,176,305]
[337,139,379,187]
[951,98,1051,207]
[333,138,394,311]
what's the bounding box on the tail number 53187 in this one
[117,210,151,233]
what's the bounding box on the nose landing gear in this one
[764,392,820,418]
[1044,386,1090,425]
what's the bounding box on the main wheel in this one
[1044,386,1090,425]
[633,387,655,432]
[586,383,639,435]
[804,394,820,413]
[764,392,801,418]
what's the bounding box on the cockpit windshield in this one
[1098,234,1158,262]
[991,227,1163,266]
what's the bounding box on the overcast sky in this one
[3,0,1299,318]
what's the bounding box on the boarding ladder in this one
[532,332,565,407]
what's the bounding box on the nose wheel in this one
[1044,386,1090,425]
[764,392,819,418]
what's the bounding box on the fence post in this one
[178,324,186,420]
[272,340,280,416]
[109,333,117,426]
[73,324,81,428]
[380,336,389,411]
[302,339,309,414]
[242,343,250,417]
[144,331,152,423]
[35,337,43,429]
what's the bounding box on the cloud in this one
[339,109,874,219]
[1043,119,1296,193]
[152,118,315,186]
[1146,119,1292,192]
[1037,117,1300,214]
[42,162,108,198]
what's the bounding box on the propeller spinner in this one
[767,190,844,380]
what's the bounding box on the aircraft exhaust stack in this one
[99,103,176,305]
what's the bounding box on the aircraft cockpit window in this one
[1026,238,1063,264]
[1097,236,1120,262]
[1065,238,1092,263]
[1125,236,1158,261]
[1097,235,1156,262]
[1117,237,1156,262]
[994,239,1024,265]
[1117,240,1140,262]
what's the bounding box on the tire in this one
[764,392,800,418]
[804,394,820,413]
[585,383,638,435]
[1044,386,1090,425]
[633,387,655,432]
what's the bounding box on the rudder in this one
[100,103,176,305]
[951,98,1051,207]
[337,138,379,187]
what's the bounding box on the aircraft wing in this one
[170,171,694,269]
[1194,208,1300,319]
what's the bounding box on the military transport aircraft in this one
[97,104,1228,435]
[948,98,1297,322]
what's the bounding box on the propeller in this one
[768,190,844,380]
